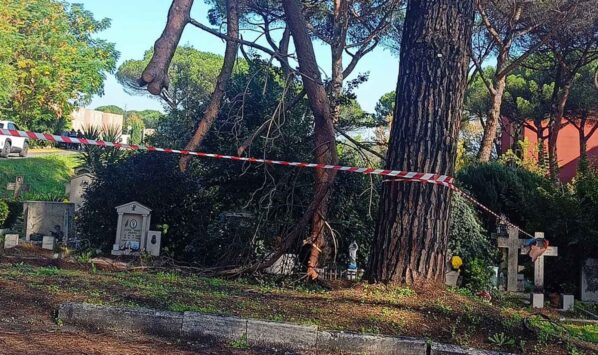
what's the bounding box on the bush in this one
[457,162,598,292]
[0,200,9,227]
[463,258,494,292]
[77,153,215,261]
[449,193,497,291]
[2,201,22,229]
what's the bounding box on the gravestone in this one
[495,223,525,292]
[530,232,558,291]
[112,202,151,256]
[65,173,93,211]
[42,236,55,250]
[24,201,75,244]
[581,258,598,303]
[146,230,161,256]
[4,234,19,249]
[560,294,574,311]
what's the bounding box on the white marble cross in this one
[496,224,525,292]
[531,232,558,290]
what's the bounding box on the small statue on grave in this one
[348,241,358,270]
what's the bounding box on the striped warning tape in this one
[1,128,532,237]
[0,128,453,186]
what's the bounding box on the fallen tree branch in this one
[139,0,194,95]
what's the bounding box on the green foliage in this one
[374,91,395,124]
[77,153,215,259]
[78,125,126,173]
[465,67,494,121]
[112,52,378,268]
[0,0,118,132]
[488,332,515,347]
[0,154,76,200]
[458,162,598,292]
[230,333,249,350]
[96,106,165,130]
[449,193,497,291]
[117,47,240,109]
[94,105,124,115]
[566,61,598,115]
[463,258,493,292]
[127,113,145,144]
[0,200,8,227]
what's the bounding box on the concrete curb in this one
[58,303,511,354]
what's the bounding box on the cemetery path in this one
[0,278,261,354]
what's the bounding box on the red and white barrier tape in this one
[1,128,532,237]
[0,128,453,186]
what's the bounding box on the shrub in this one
[463,258,493,292]
[449,193,497,291]
[457,162,598,292]
[2,201,22,229]
[0,200,9,227]
[76,153,215,261]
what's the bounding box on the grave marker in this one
[24,201,75,244]
[3,234,19,249]
[42,236,55,250]
[112,202,152,256]
[531,232,558,291]
[146,230,162,256]
[495,224,525,292]
[65,173,93,211]
[581,258,598,303]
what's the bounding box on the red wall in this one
[501,118,598,182]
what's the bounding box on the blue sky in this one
[73,0,399,113]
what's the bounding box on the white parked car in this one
[0,121,28,158]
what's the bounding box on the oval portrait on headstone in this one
[130,219,138,229]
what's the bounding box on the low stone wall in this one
[58,303,509,355]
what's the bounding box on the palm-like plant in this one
[77,124,127,173]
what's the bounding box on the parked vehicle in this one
[0,121,28,158]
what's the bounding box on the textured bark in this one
[282,0,337,280]
[330,0,349,125]
[140,0,194,95]
[548,63,573,181]
[179,0,239,172]
[477,73,506,161]
[366,0,474,285]
[474,0,552,162]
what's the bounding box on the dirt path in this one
[0,278,260,354]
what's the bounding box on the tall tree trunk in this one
[477,55,507,162]
[179,0,239,171]
[548,78,572,181]
[282,0,338,280]
[366,0,474,285]
[330,0,349,125]
[579,113,589,173]
[534,119,547,168]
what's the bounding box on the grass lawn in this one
[0,154,78,199]
[0,251,596,354]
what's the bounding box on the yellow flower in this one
[451,256,463,270]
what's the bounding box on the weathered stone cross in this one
[530,232,558,290]
[496,224,525,292]
[6,176,26,199]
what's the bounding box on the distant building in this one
[71,108,123,133]
[501,116,598,182]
